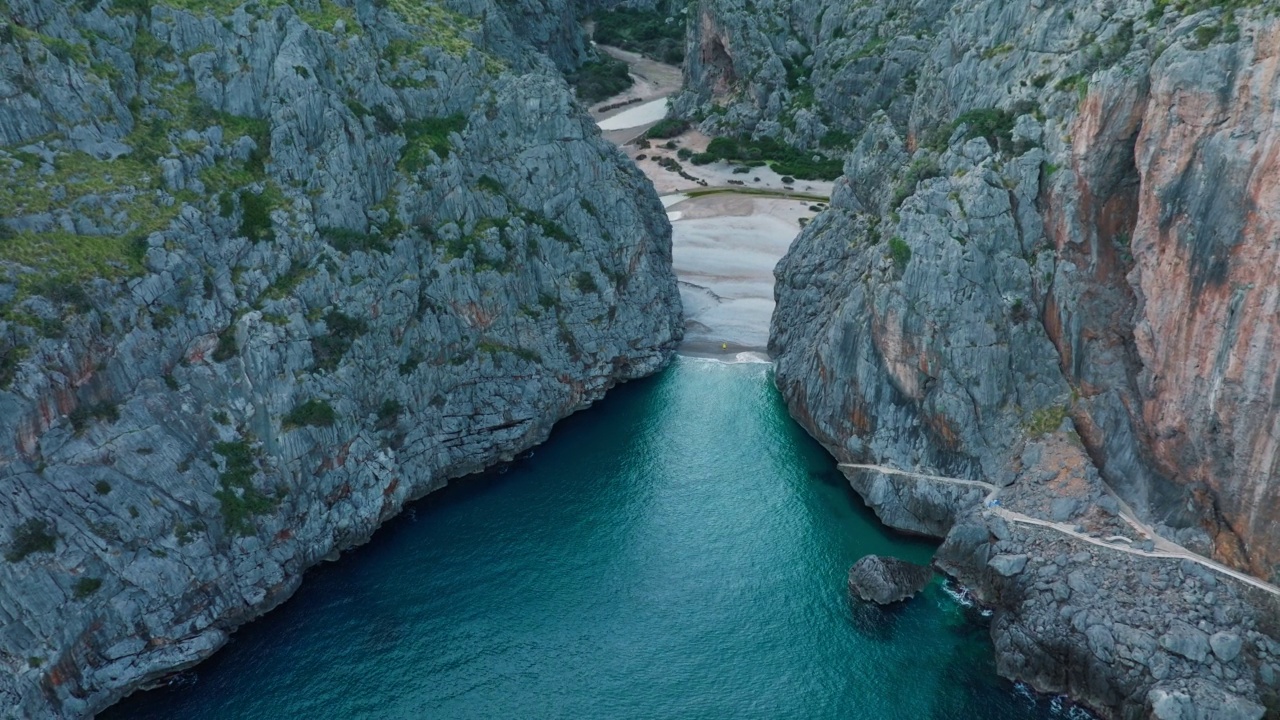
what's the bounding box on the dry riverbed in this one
[588,48,833,359]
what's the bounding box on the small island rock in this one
[847,555,934,605]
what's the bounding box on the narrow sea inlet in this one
[106,359,1069,719]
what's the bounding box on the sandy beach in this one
[591,49,831,359]
[667,194,819,356]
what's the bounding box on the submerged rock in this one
[847,555,933,605]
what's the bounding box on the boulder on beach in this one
[847,555,934,605]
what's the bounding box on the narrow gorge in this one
[2,0,1279,718]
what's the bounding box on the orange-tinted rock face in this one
[1130,27,1280,579]
[694,10,738,100]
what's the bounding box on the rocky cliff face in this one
[0,0,681,716]
[680,0,1279,716]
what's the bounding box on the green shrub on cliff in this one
[68,401,120,434]
[212,440,275,536]
[5,519,57,562]
[238,188,277,243]
[1025,405,1069,437]
[321,226,390,255]
[888,237,912,270]
[284,399,336,428]
[212,324,239,363]
[0,340,29,389]
[891,157,942,209]
[311,310,368,371]
[72,577,103,599]
[924,108,1017,154]
[400,114,468,170]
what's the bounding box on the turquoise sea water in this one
[106,358,1074,720]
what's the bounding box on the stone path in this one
[837,463,1280,598]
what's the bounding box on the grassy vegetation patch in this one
[321,226,391,254]
[398,349,423,376]
[573,271,599,293]
[0,230,151,297]
[283,398,336,428]
[891,157,942,210]
[69,400,119,433]
[72,577,103,599]
[645,118,688,139]
[385,0,480,56]
[592,6,685,64]
[238,185,281,243]
[212,440,275,536]
[690,136,843,181]
[522,211,574,245]
[4,519,57,562]
[568,55,633,104]
[9,24,90,64]
[311,310,368,371]
[399,114,467,171]
[147,0,357,33]
[926,108,1017,153]
[1149,0,1265,19]
[820,129,853,149]
[443,216,523,271]
[888,236,912,270]
[1025,405,1069,437]
[260,261,312,302]
[212,324,239,362]
[475,175,505,195]
[0,64,274,300]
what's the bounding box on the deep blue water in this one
[106,358,1073,719]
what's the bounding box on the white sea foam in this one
[681,352,773,365]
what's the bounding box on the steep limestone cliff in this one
[680,0,1280,716]
[0,0,681,716]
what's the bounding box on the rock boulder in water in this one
[847,555,933,605]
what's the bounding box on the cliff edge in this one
[0,0,681,716]
[676,0,1280,715]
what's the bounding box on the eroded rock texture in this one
[0,0,681,716]
[847,554,933,604]
[678,0,1280,715]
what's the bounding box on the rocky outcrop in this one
[935,500,1273,720]
[847,554,932,604]
[717,0,1280,715]
[0,0,681,716]
[674,0,955,149]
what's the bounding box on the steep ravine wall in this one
[679,0,1280,716]
[0,0,681,716]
